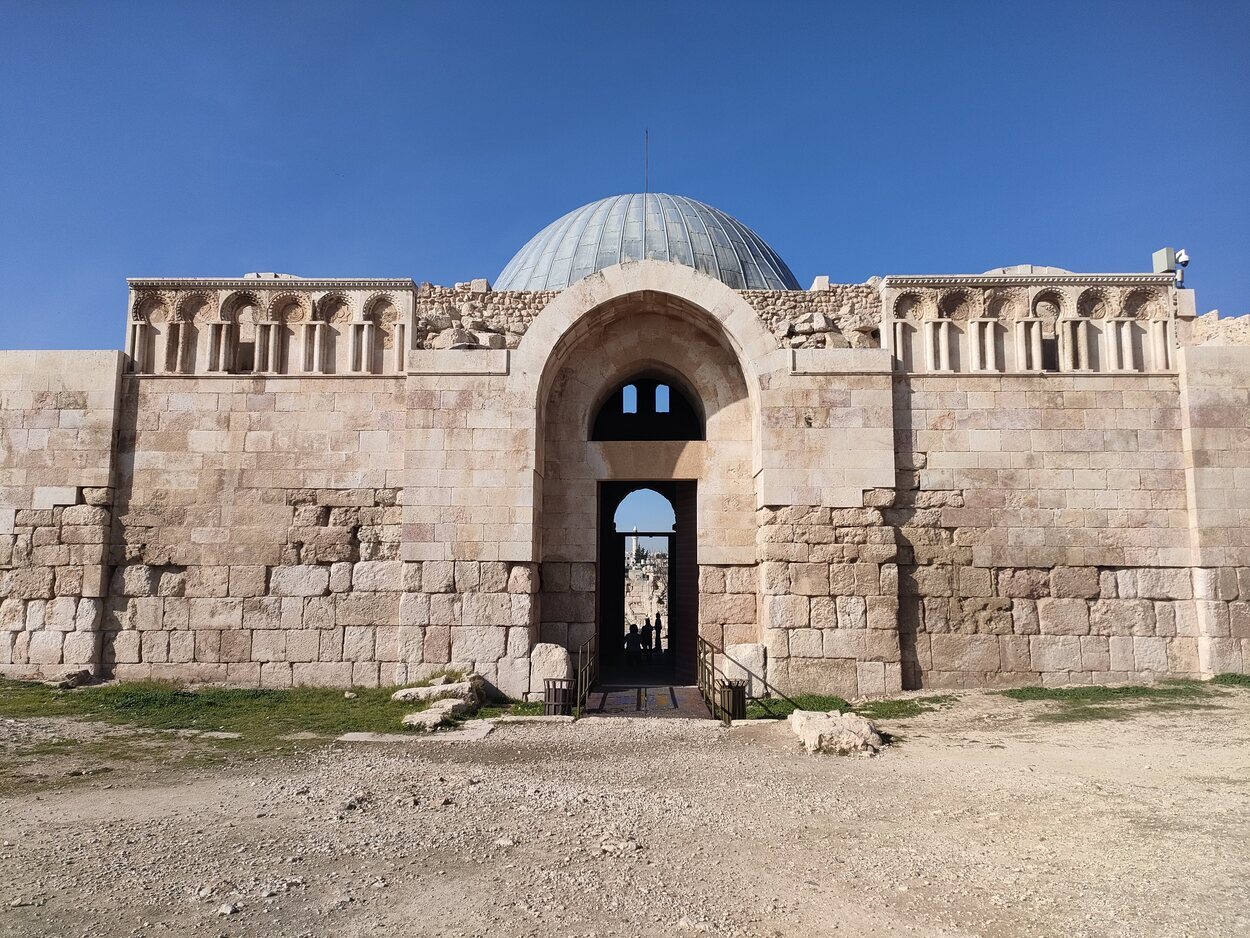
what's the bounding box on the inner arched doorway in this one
[599,481,698,684]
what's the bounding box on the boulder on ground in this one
[390,675,482,705]
[528,643,573,696]
[391,676,481,705]
[788,710,883,755]
[401,696,474,732]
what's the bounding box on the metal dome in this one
[495,193,800,292]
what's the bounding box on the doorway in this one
[597,481,698,686]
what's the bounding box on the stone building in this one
[2,191,1249,698]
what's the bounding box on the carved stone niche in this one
[1123,288,1163,320]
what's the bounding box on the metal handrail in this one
[573,634,597,718]
[697,635,734,725]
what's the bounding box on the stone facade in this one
[3,253,1249,697]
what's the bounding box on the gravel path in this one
[2,692,1248,938]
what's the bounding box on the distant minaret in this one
[631,525,639,563]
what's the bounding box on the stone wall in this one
[4,269,1248,695]
[413,282,887,355]
[697,564,758,650]
[412,284,558,350]
[756,505,903,699]
[893,371,1243,687]
[742,282,881,350]
[0,351,122,679]
[104,376,408,686]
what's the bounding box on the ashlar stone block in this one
[507,564,538,595]
[1030,635,1082,672]
[422,561,455,593]
[352,561,401,592]
[449,625,507,663]
[1136,568,1192,600]
[269,565,330,597]
[1050,567,1099,599]
[1037,598,1090,636]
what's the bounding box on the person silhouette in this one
[641,617,654,660]
[653,612,663,654]
[624,623,642,667]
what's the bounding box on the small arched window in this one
[592,375,703,441]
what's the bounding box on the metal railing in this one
[573,634,597,718]
[697,636,747,726]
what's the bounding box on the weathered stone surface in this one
[1136,568,1192,601]
[764,595,808,630]
[269,566,330,597]
[352,561,400,592]
[788,710,883,755]
[507,564,538,594]
[997,568,1050,599]
[449,626,507,664]
[392,678,481,705]
[401,695,473,732]
[1030,636,1082,672]
[1089,599,1155,637]
[528,642,573,695]
[1050,567,1099,599]
[930,634,1000,672]
[422,561,455,594]
[722,642,766,697]
[1037,598,1090,636]
[9,567,55,600]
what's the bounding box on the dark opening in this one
[597,481,698,685]
[1041,336,1059,372]
[591,376,703,441]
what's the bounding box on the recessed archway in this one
[528,273,759,689]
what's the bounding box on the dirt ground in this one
[1,689,1248,938]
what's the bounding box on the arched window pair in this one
[591,375,704,441]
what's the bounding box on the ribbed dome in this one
[495,193,800,292]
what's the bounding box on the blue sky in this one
[2,0,1247,358]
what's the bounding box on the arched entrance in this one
[529,283,759,692]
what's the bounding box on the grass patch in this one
[999,680,1210,703]
[745,693,852,721]
[1212,672,1250,688]
[477,699,545,719]
[0,678,425,744]
[857,694,958,721]
[744,692,959,723]
[0,676,548,744]
[1033,705,1130,724]
[998,678,1242,723]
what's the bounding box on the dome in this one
[495,193,800,292]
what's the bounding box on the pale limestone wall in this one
[0,351,123,679]
[1179,345,1250,675]
[756,504,902,699]
[892,372,1227,688]
[106,376,411,688]
[5,262,1248,697]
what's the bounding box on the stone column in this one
[1151,318,1173,371]
[394,323,407,373]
